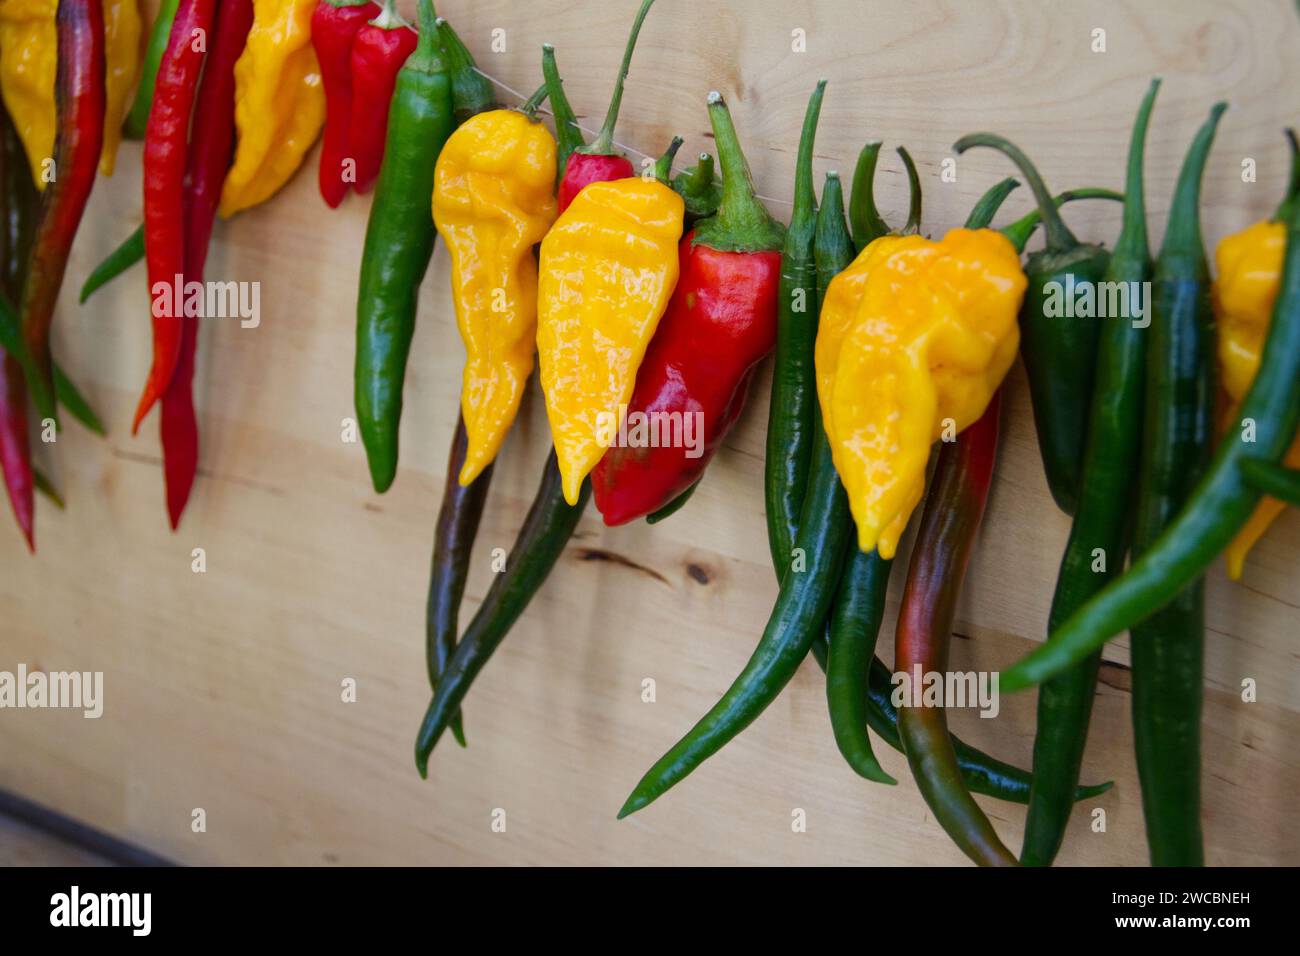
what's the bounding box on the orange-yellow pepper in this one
[536,177,684,505]
[219,0,324,217]
[433,108,558,487]
[0,0,141,184]
[816,227,1026,559]
[1213,218,1300,579]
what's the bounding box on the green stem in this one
[693,92,785,253]
[655,136,683,183]
[848,141,889,250]
[1111,79,1160,264]
[954,133,1079,253]
[370,0,405,29]
[897,146,922,234]
[520,83,549,118]
[1157,103,1227,269]
[1000,187,1124,254]
[435,16,496,120]
[964,178,1019,229]
[541,44,584,172]
[1274,127,1299,221]
[791,80,827,227]
[583,0,656,156]
[407,0,443,72]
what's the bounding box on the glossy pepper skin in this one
[353,0,453,494]
[311,0,377,207]
[0,0,137,182]
[554,0,655,211]
[17,0,104,421]
[1214,192,1300,580]
[954,133,1113,515]
[433,103,557,489]
[590,93,779,524]
[123,0,179,139]
[160,0,253,530]
[219,0,325,217]
[347,0,416,195]
[896,394,1018,867]
[537,177,683,504]
[132,0,216,435]
[1021,79,1159,867]
[816,228,1026,560]
[1001,137,1300,696]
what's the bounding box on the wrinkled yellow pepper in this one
[219,0,324,217]
[0,0,141,184]
[816,228,1026,559]
[1213,218,1300,580]
[537,178,684,505]
[433,109,558,487]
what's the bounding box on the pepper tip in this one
[706,90,723,107]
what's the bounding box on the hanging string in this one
[472,65,796,207]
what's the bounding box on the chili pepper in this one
[415,453,589,775]
[0,292,103,435]
[355,0,454,494]
[0,349,31,548]
[1002,185,1300,697]
[311,0,378,207]
[79,223,142,302]
[589,92,781,524]
[124,0,179,139]
[219,0,326,217]
[0,103,32,549]
[348,0,417,195]
[816,227,1026,560]
[421,13,507,746]
[131,0,216,435]
[953,133,1114,515]
[554,0,656,212]
[1021,79,1159,867]
[160,0,253,530]
[1214,132,1300,579]
[896,393,1017,867]
[16,0,104,424]
[97,0,142,175]
[537,175,683,508]
[1240,459,1300,506]
[848,142,921,252]
[434,86,556,492]
[31,467,59,506]
[763,80,825,575]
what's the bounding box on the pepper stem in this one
[693,91,785,252]
[655,136,684,183]
[1000,188,1124,255]
[583,0,656,156]
[520,82,549,117]
[1275,127,1299,221]
[898,146,922,235]
[1111,78,1160,264]
[1157,102,1227,265]
[542,44,584,174]
[370,0,405,29]
[407,0,443,72]
[791,80,828,227]
[686,153,714,191]
[849,141,889,249]
[964,177,1020,229]
[435,17,496,118]
[953,132,1078,253]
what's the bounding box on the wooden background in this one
[1,0,1297,866]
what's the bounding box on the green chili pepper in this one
[0,293,103,435]
[355,0,455,494]
[80,225,144,303]
[32,469,63,508]
[764,80,825,578]
[124,0,182,140]
[1240,459,1300,506]
[1021,79,1160,867]
[437,15,497,123]
[645,479,698,524]
[416,455,589,775]
[954,133,1114,514]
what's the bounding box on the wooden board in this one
[1,0,1297,866]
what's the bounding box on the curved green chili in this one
[1022,79,1159,867]
[1240,459,1300,506]
[79,225,143,303]
[124,0,182,140]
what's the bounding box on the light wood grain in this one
[0,0,1297,866]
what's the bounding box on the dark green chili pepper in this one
[1021,79,1159,867]
[1240,459,1300,506]
[954,133,1114,514]
[80,225,143,303]
[764,80,825,579]
[437,15,497,123]
[355,0,455,494]
[645,479,698,524]
[416,454,589,776]
[124,0,182,140]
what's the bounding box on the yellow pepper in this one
[816,227,1026,559]
[0,0,141,185]
[1213,218,1300,579]
[219,0,324,217]
[537,178,684,505]
[433,109,558,487]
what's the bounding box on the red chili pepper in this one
[159,0,253,530]
[591,93,783,525]
[894,392,1017,867]
[132,0,216,435]
[554,0,656,212]
[348,0,417,195]
[18,0,105,422]
[311,0,378,207]
[0,354,33,550]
